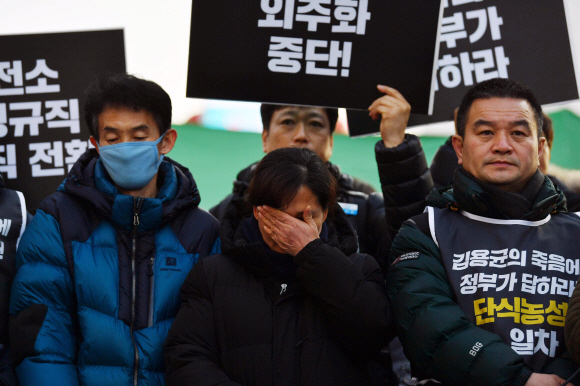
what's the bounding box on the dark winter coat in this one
[164,198,393,386]
[0,174,27,386]
[9,150,220,386]
[210,134,433,271]
[565,250,580,366]
[387,169,580,386]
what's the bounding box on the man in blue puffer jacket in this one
[8,74,220,386]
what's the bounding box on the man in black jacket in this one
[387,78,580,386]
[0,173,30,386]
[210,85,433,269]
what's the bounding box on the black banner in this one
[0,30,126,212]
[186,0,443,114]
[348,0,579,137]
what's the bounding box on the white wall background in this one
[1,0,579,133]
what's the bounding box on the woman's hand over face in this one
[257,205,319,256]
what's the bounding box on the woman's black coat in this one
[164,200,392,386]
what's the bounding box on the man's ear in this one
[453,108,459,135]
[538,136,547,160]
[89,136,99,154]
[451,134,464,165]
[253,206,259,221]
[329,132,334,152]
[261,130,269,154]
[159,129,178,155]
[319,132,334,163]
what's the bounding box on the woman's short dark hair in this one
[247,148,337,213]
[84,73,172,140]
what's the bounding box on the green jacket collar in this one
[427,169,567,221]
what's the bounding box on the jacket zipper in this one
[274,283,288,385]
[272,300,278,386]
[131,197,144,386]
[147,256,155,327]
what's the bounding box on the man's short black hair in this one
[84,74,172,140]
[260,104,338,133]
[456,78,543,138]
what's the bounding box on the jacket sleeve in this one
[294,239,392,360]
[0,231,14,350]
[209,193,234,223]
[566,281,580,366]
[541,352,580,385]
[387,218,533,386]
[8,209,79,386]
[363,192,389,270]
[375,135,434,254]
[429,137,458,189]
[0,346,18,386]
[164,259,242,386]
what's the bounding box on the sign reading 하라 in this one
[186,1,444,115]
[0,30,126,212]
[348,0,579,137]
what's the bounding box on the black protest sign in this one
[348,0,579,137]
[0,30,126,212]
[187,1,442,114]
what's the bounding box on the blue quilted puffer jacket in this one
[9,149,220,386]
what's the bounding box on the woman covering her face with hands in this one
[164,147,392,386]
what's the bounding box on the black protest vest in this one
[0,188,26,346]
[428,206,580,371]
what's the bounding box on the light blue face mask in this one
[97,133,166,191]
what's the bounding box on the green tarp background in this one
[170,110,580,210]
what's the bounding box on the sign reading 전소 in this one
[0,30,126,212]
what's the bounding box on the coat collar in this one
[427,168,567,221]
[59,149,201,232]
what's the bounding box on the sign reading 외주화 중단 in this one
[348,0,579,137]
[186,1,444,115]
[0,30,126,212]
